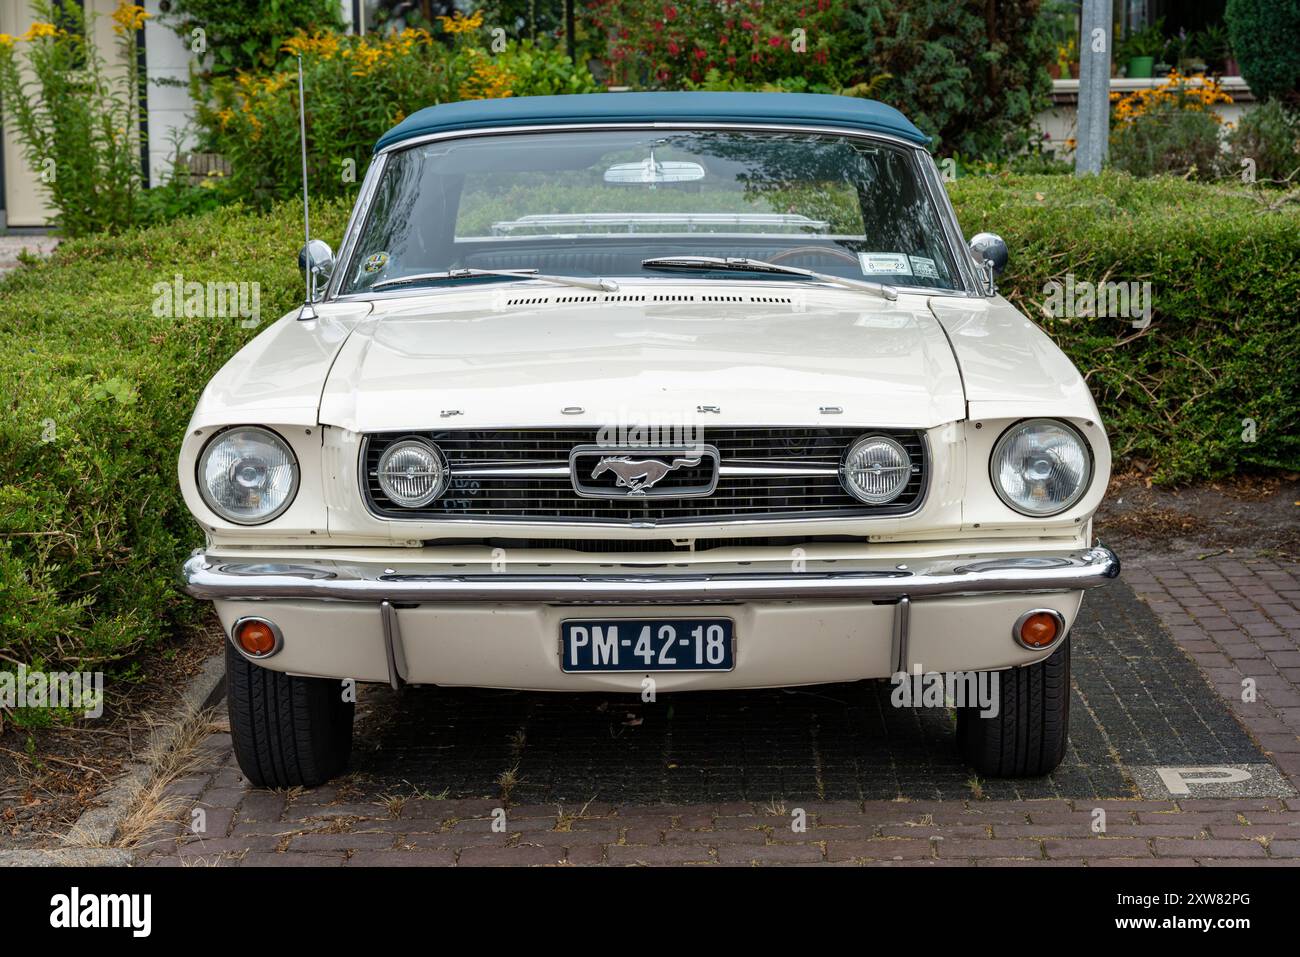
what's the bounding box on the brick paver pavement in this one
[135,557,1300,866]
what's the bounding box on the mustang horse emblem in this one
[591,455,701,495]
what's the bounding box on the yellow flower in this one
[0,33,14,48]
[111,2,149,35]
[349,43,382,76]
[459,57,513,100]
[259,72,291,94]
[438,11,484,35]
[282,31,340,60]
[21,22,59,41]
[1112,70,1233,125]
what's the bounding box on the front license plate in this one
[561,618,734,673]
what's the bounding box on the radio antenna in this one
[296,54,316,320]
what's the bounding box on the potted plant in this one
[1121,21,1166,79]
[1170,27,1204,73]
[1043,0,1076,79]
[1053,36,1077,79]
[1196,23,1236,75]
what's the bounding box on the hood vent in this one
[501,292,795,308]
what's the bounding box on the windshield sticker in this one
[858,253,912,276]
[908,256,940,280]
[362,252,389,275]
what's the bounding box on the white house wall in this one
[144,0,196,186]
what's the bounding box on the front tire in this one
[225,642,354,788]
[956,637,1071,777]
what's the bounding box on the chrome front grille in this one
[362,428,926,525]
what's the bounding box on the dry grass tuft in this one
[63,705,222,849]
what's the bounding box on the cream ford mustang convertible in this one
[180,92,1119,788]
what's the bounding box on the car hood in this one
[929,296,1101,422]
[188,301,373,430]
[317,285,966,431]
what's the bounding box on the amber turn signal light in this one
[1015,610,1061,649]
[232,617,281,658]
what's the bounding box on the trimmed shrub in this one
[949,172,1300,481]
[1225,0,1300,104]
[0,199,350,691]
[1,175,1296,683]
[1110,105,1224,179]
[1227,100,1300,183]
[1109,72,1235,180]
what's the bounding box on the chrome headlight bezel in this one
[375,438,449,508]
[196,426,300,526]
[839,433,912,506]
[989,418,1093,517]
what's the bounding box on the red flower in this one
[694,47,706,59]
[768,35,783,47]
[664,5,677,21]
[667,41,680,55]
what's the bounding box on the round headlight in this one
[376,439,447,507]
[990,418,1092,516]
[197,427,299,525]
[840,434,912,505]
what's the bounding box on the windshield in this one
[340,129,963,295]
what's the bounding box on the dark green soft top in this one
[373,91,929,153]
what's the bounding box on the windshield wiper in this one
[373,267,619,293]
[640,256,898,301]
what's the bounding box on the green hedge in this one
[1,175,1297,683]
[1226,0,1300,103]
[949,172,1300,480]
[0,199,350,697]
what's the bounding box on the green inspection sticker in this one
[362,252,389,274]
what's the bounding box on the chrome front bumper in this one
[182,545,1120,604]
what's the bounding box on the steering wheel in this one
[767,245,861,267]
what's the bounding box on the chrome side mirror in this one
[298,239,334,302]
[968,232,1008,294]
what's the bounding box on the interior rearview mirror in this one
[605,149,706,186]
